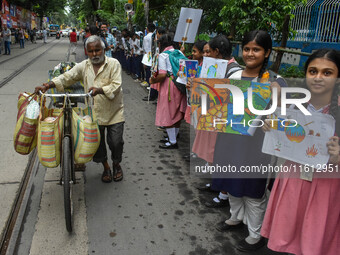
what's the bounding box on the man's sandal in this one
[101,169,112,183]
[113,164,123,182]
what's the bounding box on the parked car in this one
[61,29,69,37]
[36,30,43,40]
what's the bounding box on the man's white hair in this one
[85,35,105,50]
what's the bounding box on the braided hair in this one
[242,30,272,79]
[304,49,340,119]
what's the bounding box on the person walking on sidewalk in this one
[3,26,11,55]
[35,35,125,183]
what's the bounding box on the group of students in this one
[142,26,339,254]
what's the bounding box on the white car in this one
[61,29,69,37]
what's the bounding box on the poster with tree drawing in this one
[200,57,228,78]
[190,78,271,136]
[262,108,335,167]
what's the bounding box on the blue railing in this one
[290,0,340,42]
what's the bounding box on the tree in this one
[219,0,305,40]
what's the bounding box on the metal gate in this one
[290,0,340,42]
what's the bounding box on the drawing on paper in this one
[200,57,228,79]
[185,60,199,78]
[190,78,271,136]
[306,144,318,157]
[262,108,335,168]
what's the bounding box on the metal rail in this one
[0,40,59,89]
[0,150,39,255]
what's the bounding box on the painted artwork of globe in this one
[285,124,306,143]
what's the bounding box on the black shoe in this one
[142,96,156,101]
[196,183,218,193]
[159,138,169,143]
[204,197,229,208]
[236,237,265,252]
[159,142,178,149]
[215,220,243,232]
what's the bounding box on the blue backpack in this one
[163,49,188,79]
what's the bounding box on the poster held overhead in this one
[174,7,203,44]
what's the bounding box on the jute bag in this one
[72,101,100,164]
[13,93,39,155]
[37,95,64,168]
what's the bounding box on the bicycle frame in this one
[39,91,92,232]
[40,92,92,184]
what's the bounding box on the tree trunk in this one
[272,15,290,73]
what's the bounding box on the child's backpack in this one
[163,49,188,94]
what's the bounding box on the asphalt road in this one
[0,37,282,255]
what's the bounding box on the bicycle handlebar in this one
[39,90,93,97]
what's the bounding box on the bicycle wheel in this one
[62,136,73,232]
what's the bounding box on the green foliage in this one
[197,33,210,42]
[95,9,126,30]
[133,0,145,30]
[278,65,305,78]
[219,0,306,40]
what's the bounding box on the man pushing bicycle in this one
[35,35,125,183]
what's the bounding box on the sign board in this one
[174,7,203,44]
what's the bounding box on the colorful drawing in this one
[207,64,218,78]
[262,108,335,168]
[185,60,199,78]
[200,57,228,79]
[306,144,318,157]
[285,124,306,143]
[191,78,271,136]
[178,59,186,78]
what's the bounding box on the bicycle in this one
[39,91,92,232]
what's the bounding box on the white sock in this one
[218,192,229,200]
[166,128,176,144]
[175,128,179,137]
[245,236,261,244]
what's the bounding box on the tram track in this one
[0,150,40,255]
[0,39,61,255]
[0,39,59,89]
[0,38,57,66]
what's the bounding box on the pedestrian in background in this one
[43,28,47,43]
[0,27,3,54]
[67,28,77,60]
[3,25,11,55]
[100,23,116,58]
[32,28,37,44]
[18,28,24,48]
